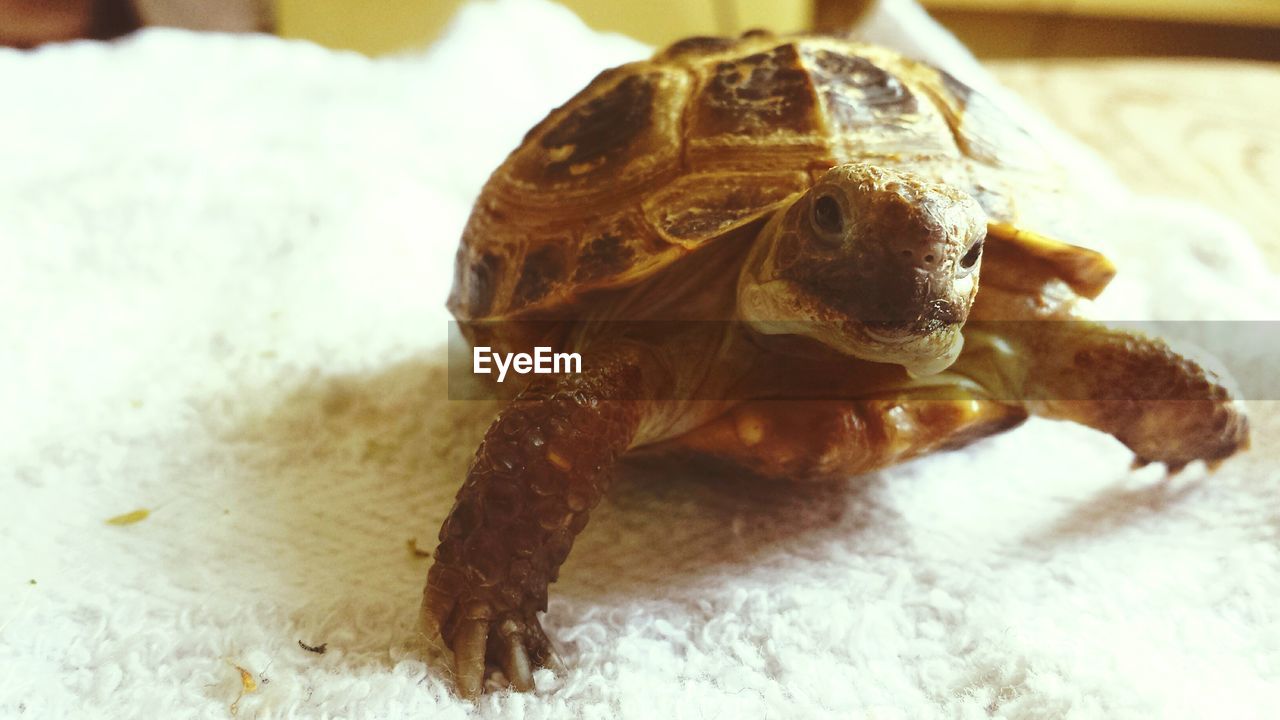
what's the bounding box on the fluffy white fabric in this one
[2,1,1278,717]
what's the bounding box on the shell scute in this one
[572,233,635,283]
[691,43,823,139]
[536,73,655,182]
[568,210,671,287]
[453,247,504,319]
[501,65,689,208]
[513,244,568,306]
[923,68,1046,169]
[803,48,918,128]
[642,171,809,245]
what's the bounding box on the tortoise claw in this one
[426,590,560,696]
[453,618,490,698]
[423,563,564,696]
[502,632,535,691]
[494,613,555,691]
[527,620,565,673]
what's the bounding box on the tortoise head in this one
[739,163,987,376]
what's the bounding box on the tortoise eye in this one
[811,193,844,239]
[958,237,983,276]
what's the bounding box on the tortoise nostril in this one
[924,253,935,264]
[900,249,912,259]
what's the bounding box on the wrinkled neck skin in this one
[563,224,768,446]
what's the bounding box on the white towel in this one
[3,1,1277,717]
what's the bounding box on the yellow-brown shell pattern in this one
[448,31,1055,321]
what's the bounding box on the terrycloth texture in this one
[2,0,1278,717]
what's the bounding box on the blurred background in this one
[4,0,1280,59]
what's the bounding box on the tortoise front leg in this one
[422,351,648,696]
[972,321,1249,469]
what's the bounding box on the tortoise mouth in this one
[819,275,969,327]
[740,278,967,375]
[862,314,960,344]
[853,320,966,377]
[863,323,924,344]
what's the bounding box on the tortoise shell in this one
[449,31,1055,322]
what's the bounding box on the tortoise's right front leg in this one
[422,353,647,696]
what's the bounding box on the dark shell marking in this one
[454,249,502,318]
[573,234,636,282]
[804,49,917,128]
[514,245,567,305]
[538,73,656,182]
[692,43,823,138]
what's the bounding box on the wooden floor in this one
[994,58,1280,269]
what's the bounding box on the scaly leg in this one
[421,350,650,696]
[968,320,1249,469]
[969,224,1248,468]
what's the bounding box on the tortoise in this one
[422,30,1249,696]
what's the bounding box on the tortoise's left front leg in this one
[975,320,1249,469]
[422,349,653,696]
